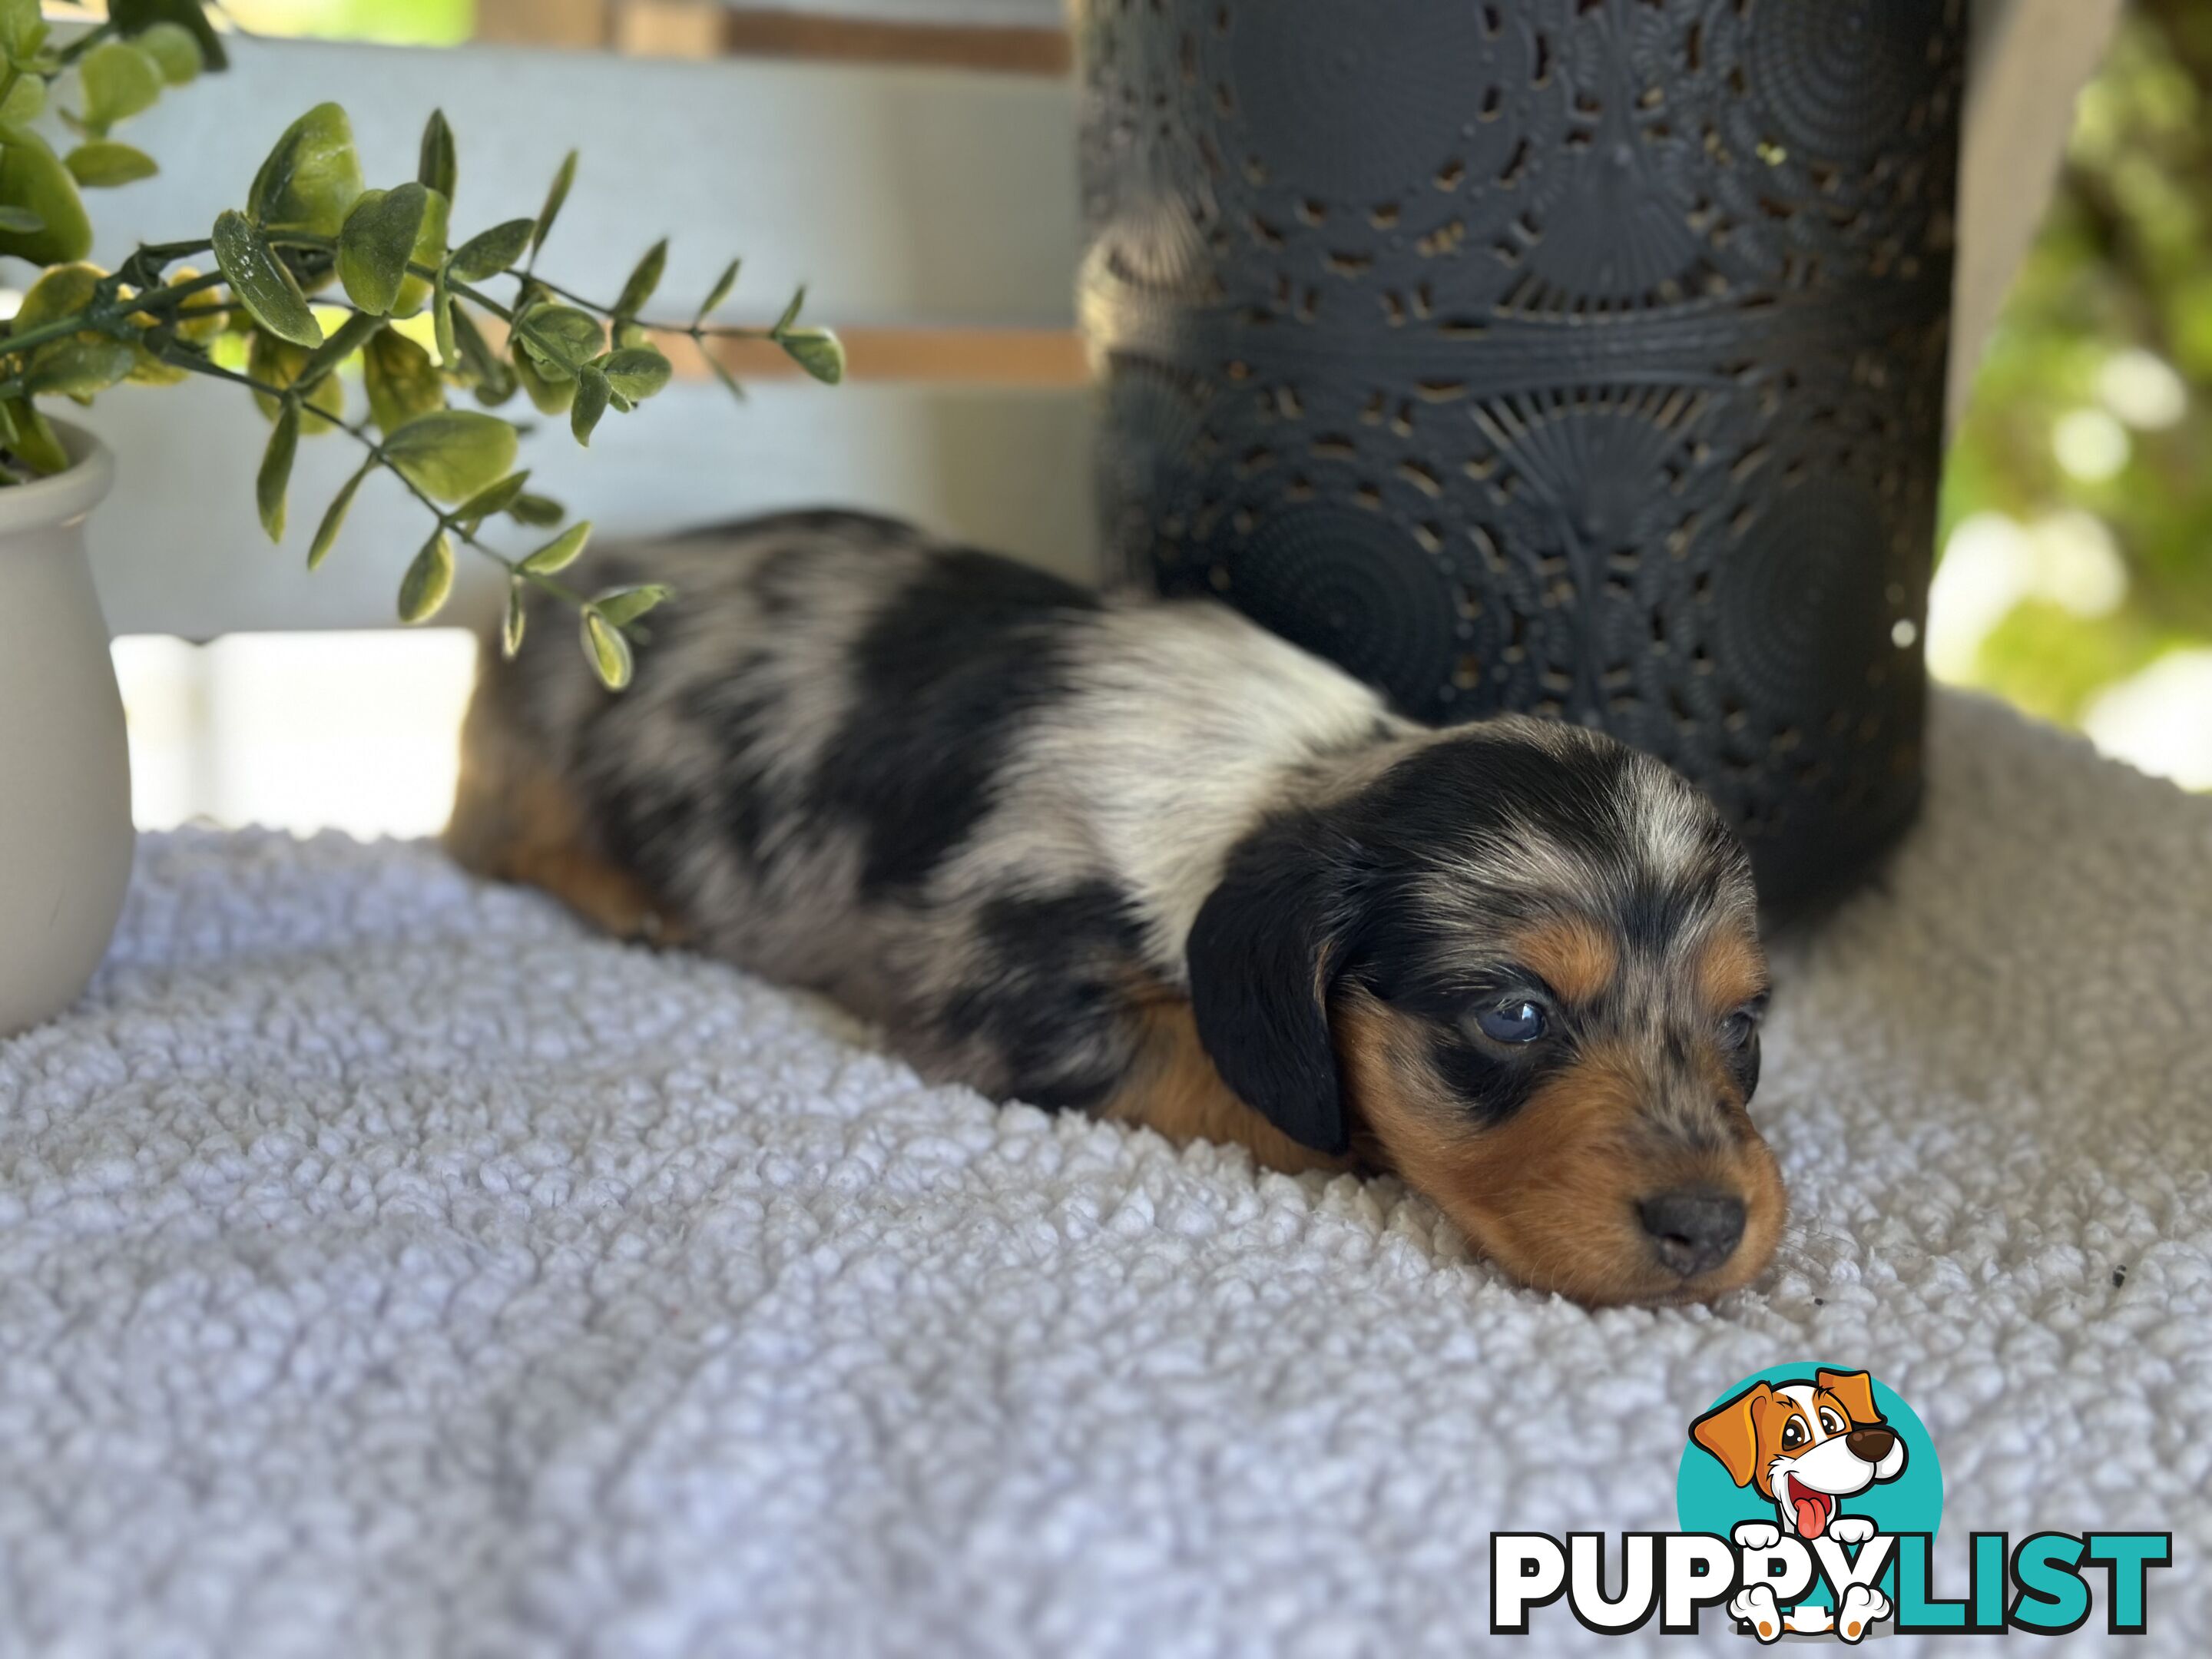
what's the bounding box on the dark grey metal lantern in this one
[1077,0,1966,909]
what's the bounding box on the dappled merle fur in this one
[453,510,1783,1305]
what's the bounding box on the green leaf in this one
[597,346,672,402]
[571,364,610,445]
[397,530,455,624]
[697,257,739,323]
[293,308,383,391]
[512,347,575,416]
[529,149,578,260]
[14,262,104,332]
[432,263,456,366]
[508,492,564,528]
[449,303,517,406]
[64,141,158,188]
[0,0,41,61]
[0,204,40,233]
[515,303,601,381]
[79,41,164,131]
[0,75,45,125]
[308,462,371,570]
[454,469,531,525]
[520,519,591,575]
[593,584,671,628]
[125,339,188,388]
[0,131,91,264]
[111,0,227,71]
[391,187,449,318]
[777,326,846,386]
[417,108,455,202]
[134,21,203,85]
[213,209,323,346]
[381,409,518,503]
[581,609,633,690]
[336,182,429,315]
[5,399,69,475]
[257,400,299,542]
[248,103,363,237]
[248,330,345,429]
[707,351,748,406]
[24,337,135,399]
[449,217,532,283]
[363,326,445,435]
[772,284,805,336]
[615,238,667,319]
[501,581,527,658]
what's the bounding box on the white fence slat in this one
[79,35,1080,328]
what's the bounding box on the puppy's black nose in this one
[1638,1189,1745,1278]
[1847,1426,1896,1463]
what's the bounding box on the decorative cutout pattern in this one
[1076,0,1963,906]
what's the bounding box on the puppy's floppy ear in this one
[1690,1382,1771,1490]
[1816,1369,1883,1427]
[1186,812,1353,1155]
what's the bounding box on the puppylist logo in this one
[1492,1363,2171,1641]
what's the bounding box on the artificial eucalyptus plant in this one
[0,0,842,688]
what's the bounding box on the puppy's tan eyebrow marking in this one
[1694,928,1767,1015]
[1510,916,1618,1005]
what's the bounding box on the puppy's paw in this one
[1729,1585,1784,1644]
[1836,1583,1892,1643]
[1829,1515,1877,1547]
[1732,1520,1783,1551]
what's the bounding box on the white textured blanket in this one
[2,693,2207,1657]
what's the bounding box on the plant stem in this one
[522,273,789,342]
[267,233,793,379]
[153,344,589,608]
[0,269,228,359]
[53,20,118,69]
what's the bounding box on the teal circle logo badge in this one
[1677,1364,1942,1641]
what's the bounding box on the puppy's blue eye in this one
[1721,999,1768,1049]
[1476,999,1548,1044]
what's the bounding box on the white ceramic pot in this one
[0,423,131,1037]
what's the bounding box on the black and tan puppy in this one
[449,511,1783,1306]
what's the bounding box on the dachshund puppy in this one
[449,511,1783,1306]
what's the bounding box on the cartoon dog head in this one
[1690,1369,1907,1541]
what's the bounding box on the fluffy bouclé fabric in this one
[2,693,2207,1657]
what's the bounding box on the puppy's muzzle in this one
[1637,1187,1746,1280]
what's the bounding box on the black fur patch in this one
[1359,733,1637,880]
[1186,811,1351,1154]
[1427,1031,1552,1128]
[682,662,785,868]
[810,548,1099,896]
[938,880,1146,1109]
[747,543,813,619]
[710,507,917,543]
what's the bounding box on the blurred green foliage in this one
[1941,2,2212,727]
[225,0,473,48]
